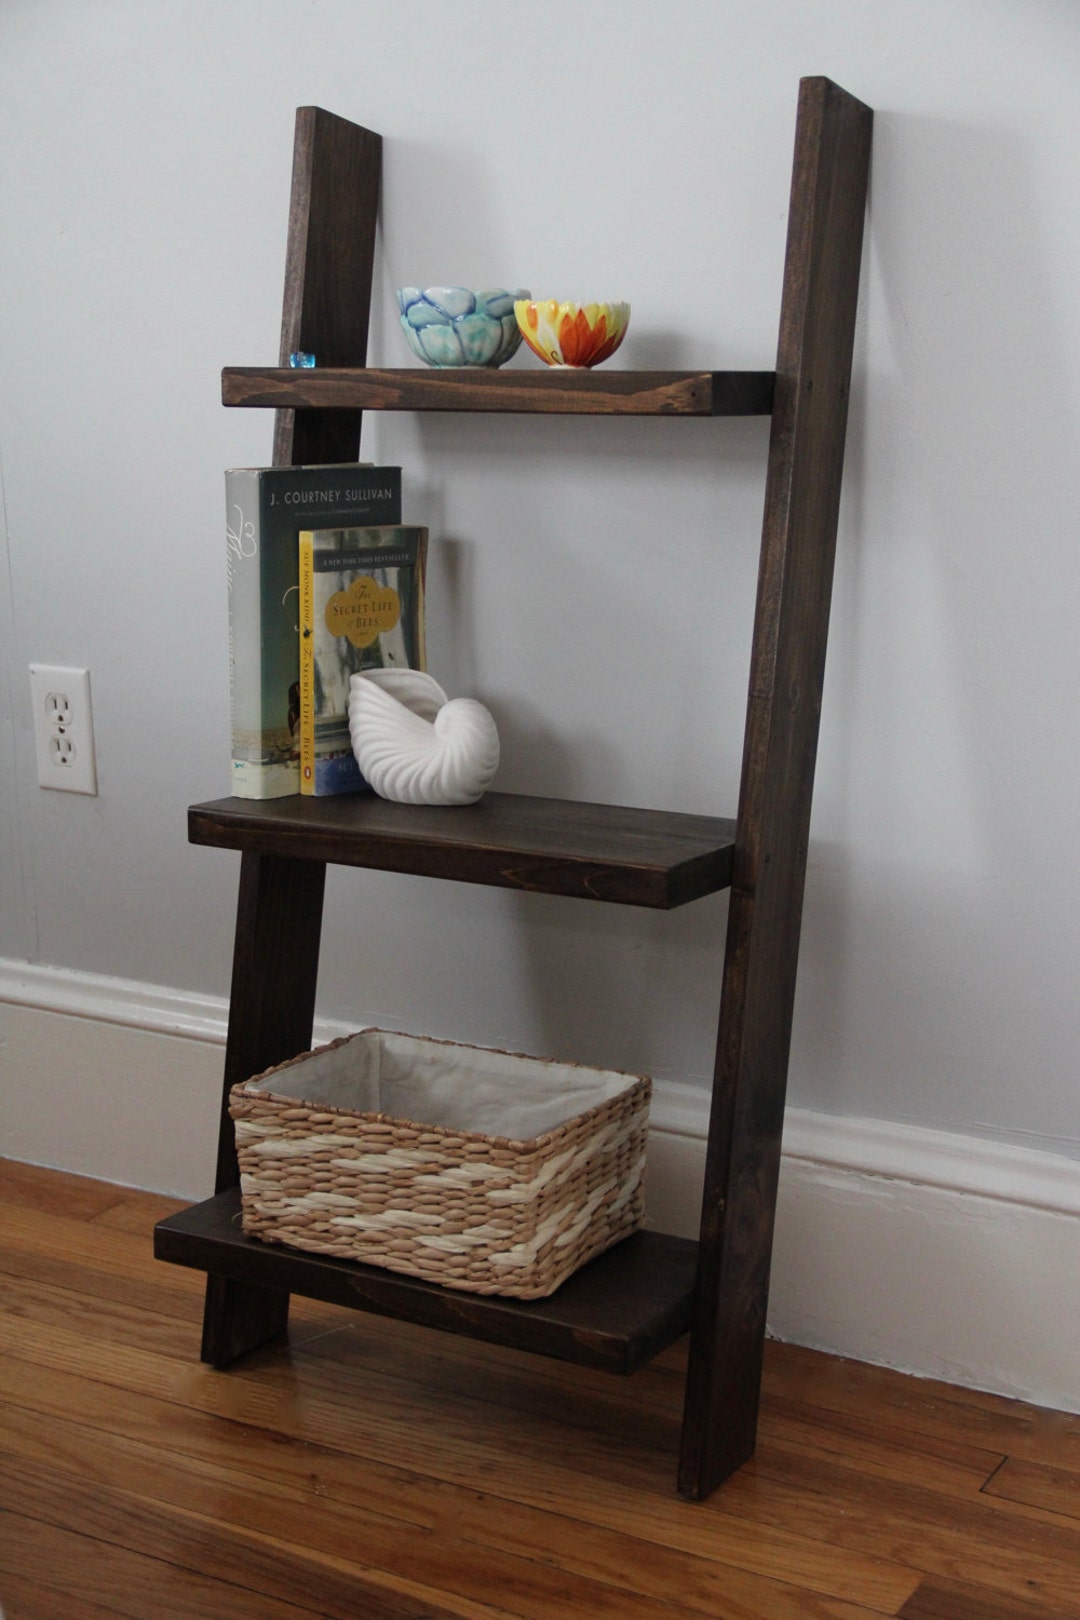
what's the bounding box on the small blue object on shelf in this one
[289,351,317,368]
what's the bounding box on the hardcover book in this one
[225,464,402,798]
[298,525,428,796]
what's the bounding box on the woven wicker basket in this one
[229,1028,651,1298]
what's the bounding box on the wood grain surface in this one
[187,793,738,910]
[223,367,777,418]
[3,1159,1079,1619]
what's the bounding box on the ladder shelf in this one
[153,76,872,1501]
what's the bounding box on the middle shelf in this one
[189,792,737,908]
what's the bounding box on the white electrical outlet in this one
[29,664,98,795]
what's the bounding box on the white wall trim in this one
[3,956,1079,1414]
[781,1106,1080,1218]
[0,958,230,1045]
[5,956,1079,1216]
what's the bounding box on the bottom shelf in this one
[154,1188,698,1375]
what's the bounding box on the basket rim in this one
[232,1028,652,1153]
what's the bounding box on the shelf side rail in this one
[201,105,381,1367]
[679,75,873,1499]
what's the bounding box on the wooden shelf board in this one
[154,1188,698,1375]
[188,792,736,909]
[222,366,776,417]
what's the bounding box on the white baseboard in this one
[3,957,1078,1414]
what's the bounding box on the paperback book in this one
[298,525,428,796]
[226,463,402,798]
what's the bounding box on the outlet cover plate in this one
[29,664,98,794]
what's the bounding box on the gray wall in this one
[2,0,1078,1160]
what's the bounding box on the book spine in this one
[304,527,427,796]
[298,530,316,796]
[225,467,402,800]
[225,469,274,799]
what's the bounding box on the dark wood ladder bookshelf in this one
[154,77,872,1501]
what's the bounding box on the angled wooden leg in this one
[200,105,378,1367]
[678,77,873,1499]
[678,881,801,1495]
[202,1275,291,1369]
[201,850,326,1366]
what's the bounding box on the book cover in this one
[225,464,402,798]
[298,525,428,796]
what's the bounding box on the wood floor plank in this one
[762,1404,1002,1495]
[0,1201,349,1340]
[0,1394,885,1620]
[764,1388,1005,1481]
[238,1331,1080,1616]
[0,1317,921,1615]
[760,1343,1080,1474]
[0,1201,205,1302]
[288,1315,1004,1497]
[0,1508,334,1620]
[0,1402,709,1620]
[91,1186,189,1234]
[201,1352,916,1609]
[0,1455,514,1620]
[728,1443,1080,1616]
[0,1354,882,1620]
[0,1352,430,1532]
[266,1315,684,1474]
[277,1285,997,1478]
[0,1569,132,1620]
[2,1268,222,1362]
[0,1156,131,1221]
[898,1573,1077,1619]
[243,1320,942,1516]
[6,1160,1080,1620]
[983,1456,1080,1521]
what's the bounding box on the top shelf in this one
[221,367,776,417]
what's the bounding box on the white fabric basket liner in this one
[242,1028,642,1144]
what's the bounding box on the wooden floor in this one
[1,1160,1079,1619]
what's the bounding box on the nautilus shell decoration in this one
[348,670,500,806]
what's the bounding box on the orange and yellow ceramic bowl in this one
[513,300,630,368]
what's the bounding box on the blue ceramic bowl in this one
[397,286,531,368]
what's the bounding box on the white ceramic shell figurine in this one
[348,669,500,806]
